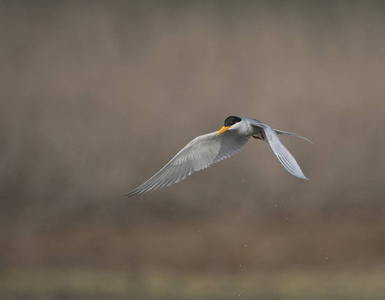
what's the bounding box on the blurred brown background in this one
[1,1,385,299]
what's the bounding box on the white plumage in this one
[126,116,311,197]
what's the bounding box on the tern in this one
[126,116,311,197]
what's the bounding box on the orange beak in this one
[216,126,230,136]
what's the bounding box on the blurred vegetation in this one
[2,267,385,299]
[1,0,385,299]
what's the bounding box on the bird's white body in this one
[126,116,311,197]
[227,117,254,137]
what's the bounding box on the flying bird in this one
[126,116,311,197]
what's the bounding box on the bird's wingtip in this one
[124,192,136,197]
[294,172,308,180]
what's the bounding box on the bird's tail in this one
[274,129,313,144]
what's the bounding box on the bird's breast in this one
[234,123,254,137]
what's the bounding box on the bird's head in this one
[217,116,242,136]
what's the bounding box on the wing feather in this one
[247,118,308,180]
[263,125,308,180]
[125,131,249,197]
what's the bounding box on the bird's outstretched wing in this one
[125,131,249,197]
[249,119,308,180]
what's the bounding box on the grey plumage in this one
[126,116,311,197]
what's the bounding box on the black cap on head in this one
[224,116,242,127]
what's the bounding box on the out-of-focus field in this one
[2,215,385,299]
[2,267,385,300]
[1,1,385,299]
